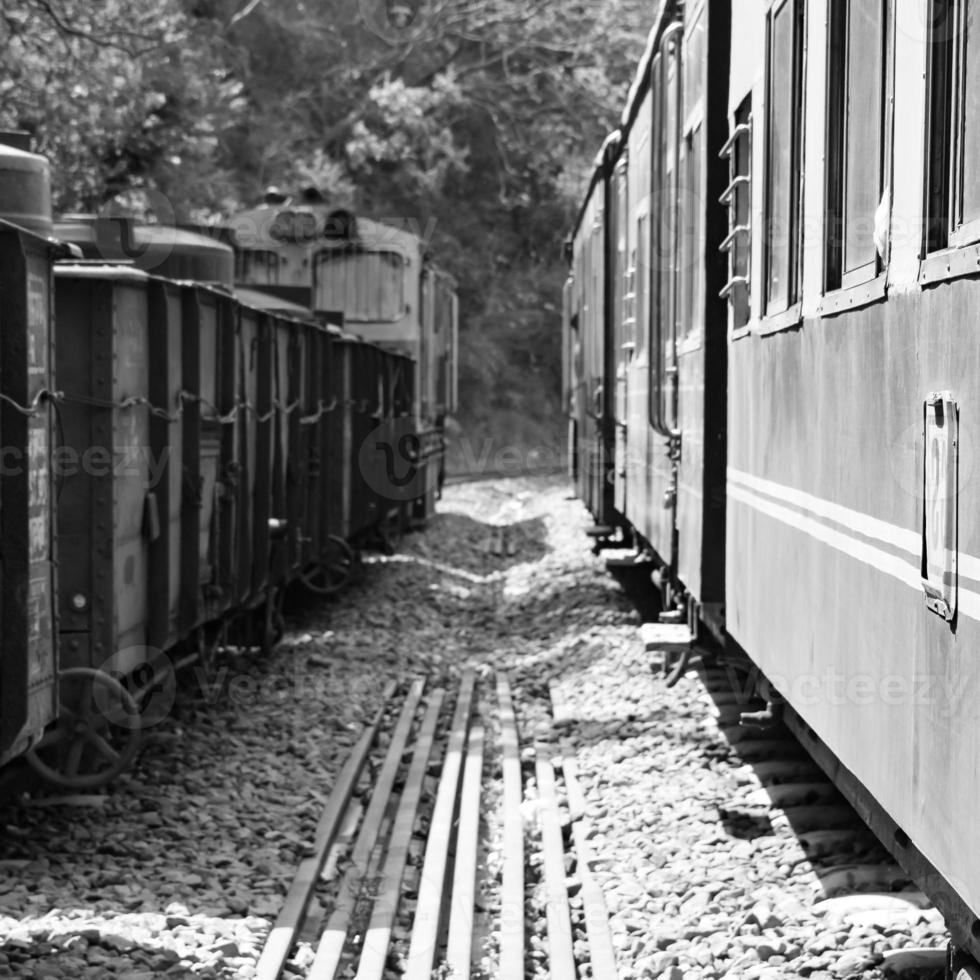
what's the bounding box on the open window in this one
[925,0,980,251]
[764,0,805,316]
[825,0,889,290]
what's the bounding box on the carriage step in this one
[658,609,686,624]
[604,554,654,569]
[585,525,616,538]
[640,622,693,652]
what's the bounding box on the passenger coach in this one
[565,0,980,967]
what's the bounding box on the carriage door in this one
[613,156,630,514]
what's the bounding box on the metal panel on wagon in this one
[327,337,354,541]
[0,222,58,765]
[146,279,184,652]
[54,266,151,675]
[250,311,275,598]
[179,285,235,632]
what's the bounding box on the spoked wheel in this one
[299,535,355,596]
[26,667,141,789]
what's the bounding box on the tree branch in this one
[27,0,170,55]
[228,0,264,29]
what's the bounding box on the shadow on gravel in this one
[605,564,663,623]
[406,512,550,575]
[719,810,777,840]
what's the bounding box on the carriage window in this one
[235,249,280,285]
[826,0,887,289]
[926,0,980,251]
[720,97,752,331]
[764,0,805,315]
[313,249,406,321]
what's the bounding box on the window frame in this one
[925,0,980,254]
[823,0,892,294]
[647,24,684,432]
[313,246,408,323]
[762,0,806,319]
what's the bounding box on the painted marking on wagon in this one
[728,468,919,555]
[729,467,980,589]
[727,480,980,624]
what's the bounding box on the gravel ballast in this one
[0,476,953,978]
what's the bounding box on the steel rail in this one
[253,679,398,980]
[496,673,525,979]
[354,690,446,980]
[403,669,477,979]
[445,723,485,978]
[307,678,427,978]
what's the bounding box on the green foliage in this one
[0,0,243,214]
[0,0,653,460]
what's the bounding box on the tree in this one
[1,0,654,461]
[0,0,243,214]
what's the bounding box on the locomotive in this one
[564,0,980,971]
[0,133,457,790]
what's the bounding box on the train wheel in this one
[299,535,355,595]
[25,667,141,789]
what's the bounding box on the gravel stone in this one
[0,478,956,979]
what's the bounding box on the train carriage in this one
[567,0,729,638]
[723,0,980,959]
[568,0,980,967]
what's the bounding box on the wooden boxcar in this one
[225,202,457,525]
[0,220,62,770]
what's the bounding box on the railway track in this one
[249,643,963,980]
[251,668,617,980]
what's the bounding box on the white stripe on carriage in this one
[728,468,919,554]
[728,467,980,585]
[728,483,980,624]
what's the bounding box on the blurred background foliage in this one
[0,0,649,469]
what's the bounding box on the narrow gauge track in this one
[250,648,961,980]
[251,668,617,980]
